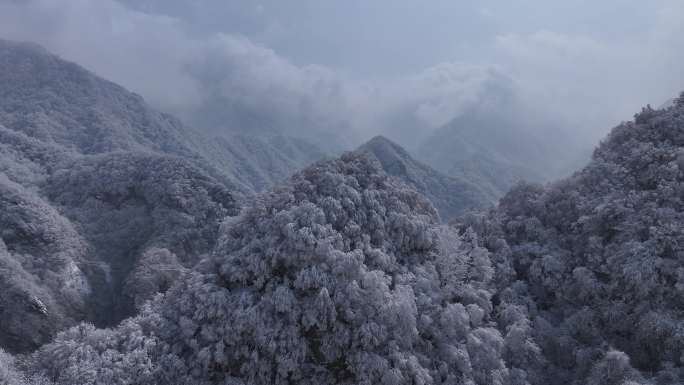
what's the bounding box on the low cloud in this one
[0,0,682,149]
[0,0,509,147]
[495,3,684,139]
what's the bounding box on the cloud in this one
[0,0,511,147]
[0,0,681,150]
[0,0,352,142]
[405,63,511,129]
[0,0,203,110]
[183,34,354,134]
[494,1,684,138]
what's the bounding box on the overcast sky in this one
[118,0,668,77]
[0,0,682,146]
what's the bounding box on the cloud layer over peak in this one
[0,0,682,150]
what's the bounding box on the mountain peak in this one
[357,135,495,221]
[359,135,411,157]
[364,135,398,146]
[0,39,49,55]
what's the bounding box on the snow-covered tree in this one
[25,153,527,385]
[464,94,684,384]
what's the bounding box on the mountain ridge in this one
[357,135,496,221]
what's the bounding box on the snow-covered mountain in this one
[358,135,496,221]
[0,40,500,355]
[0,40,240,351]
[18,152,521,385]
[460,94,684,384]
[415,101,589,197]
[10,94,683,385]
[2,36,684,385]
[15,96,684,384]
[0,39,325,351]
[0,39,326,195]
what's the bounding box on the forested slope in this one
[0,39,325,195]
[8,95,683,385]
[460,94,684,384]
[0,39,484,356]
[14,152,537,385]
[1,36,684,385]
[0,40,242,351]
[358,135,496,221]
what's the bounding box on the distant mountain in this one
[195,133,328,193]
[0,41,200,157]
[357,136,496,221]
[183,95,352,156]
[0,39,325,195]
[415,102,587,197]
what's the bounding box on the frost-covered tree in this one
[0,38,244,349]
[0,39,338,352]
[461,94,684,384]
[0,174,90,352]
[122,248,187,311]
[4,36,684,385]
[676,91,684,107]
[24,153,533,385]
[0,348,52,385]
[44,152,238,323]
[144,153,522,385]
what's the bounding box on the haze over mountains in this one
[0,39,497,353]
[416,98,588,196]
[1,33,684,385]
[0,39,240,350]
[4,0,639,190]
[0,39,329,195]
[0,39,339,350]
[358,136,497,220]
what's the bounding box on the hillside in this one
[0,40,242,351]
[16,152,536,385]
[2,35,684,385]
[195,133,328,193]
[358,135,496,221]
[0,39,325,352]
[0,39,327,195]
[460,94,684,384]
[4,95,682,385]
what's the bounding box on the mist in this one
[3,3,684,383]
[0,0,682,152]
